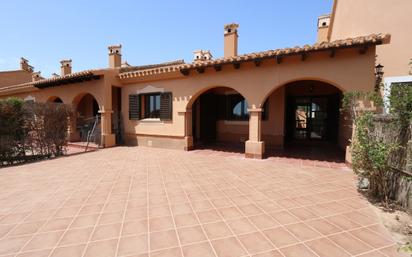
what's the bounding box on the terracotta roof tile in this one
[179,33,389,70]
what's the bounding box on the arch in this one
[259,77,345,107]
[47,96,63,103]
[72,92,100,108]
[186,85,251,110]
[188,86,250,151]
[70,92,100,142]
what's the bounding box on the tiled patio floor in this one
[0,147,403,257]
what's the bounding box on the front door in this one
[289,96,333,141]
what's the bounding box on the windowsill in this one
[139,118,163,123]
[223,120,248,125]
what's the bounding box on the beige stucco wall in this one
[330,0,412,77]
[121,47,376,149]
[0,46,377,152]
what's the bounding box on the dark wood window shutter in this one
[160,92,172,121]
[129,94,140,120]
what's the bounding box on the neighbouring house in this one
[2,0,409,162]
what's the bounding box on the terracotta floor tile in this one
[350,228,394,248]
[39,217,72,232]
[16,249,52,257]
[174,213,199,227]
[149,216,174,232]
[117,234,148,256]
[83,239,118,257]
[122,220,148,236]
[197,210,223,224]
[379,245,409,257]
[150,229,179,251]
[305,218,342,235]
[203,221,233,239]
[238,232,274,255]
[149,205,171,218]
[251,250,283,257]
[306,237,350,257]
[151,247,182,257]
[238,204,263,216]
[78,204,103,216]
[279,243,318,257]
[288,208,318,221]
[211,198,233,208]
[262,227,298,248]
[191,200,214,212]
[125,208,148,221]
[218,207,243,220]
[329,232,373,255]
[49,244,86,257]
[249,214,279,230]
[177,225,207,245]
[269,211,300,225]
[53,207,79,219]
[8,221,44,236]
[0,224,15,238]
[182,242,216,257]
[326,214,361,230]
[0,147,396,257]
[23,231,64,251]
[70,214,99,229]
[211,237,247,257]
[99,211,124,225]
[357,250,387,257]
[91,223,121,241]
[59,227,93,246]
[171,203,193,215]
[226,218,257,235]
[0,236,31,255]
[285,222,321,241]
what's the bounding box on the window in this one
[129,92,172,121]
[143,93,160,118]
[227,94,249,120]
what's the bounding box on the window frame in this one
[142,93,161,119]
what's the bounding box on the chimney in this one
[31,71,42,82]
[108,44,122,68]
[20,57,33,72]
[193,50,213,62]
[224,23,239,58]
[317,15,331,42]
[60,59,72,76]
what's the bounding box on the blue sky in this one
[0,0,333,77]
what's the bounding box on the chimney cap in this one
[224,23,239,34]
[193,50,213,62]
[60,59,72,66]
[108,44,122,55]
[20,57,29,63]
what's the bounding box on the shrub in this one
[0,98,72,166]
[343,84,411,204]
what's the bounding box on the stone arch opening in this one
[261,80,346,161]
[70,93,100,142]
[188,86,250,152]
[47,96,64,103]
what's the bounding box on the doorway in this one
[284,81,341,144]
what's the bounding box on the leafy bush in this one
[0,98,72,166]
[343,84,411,204]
